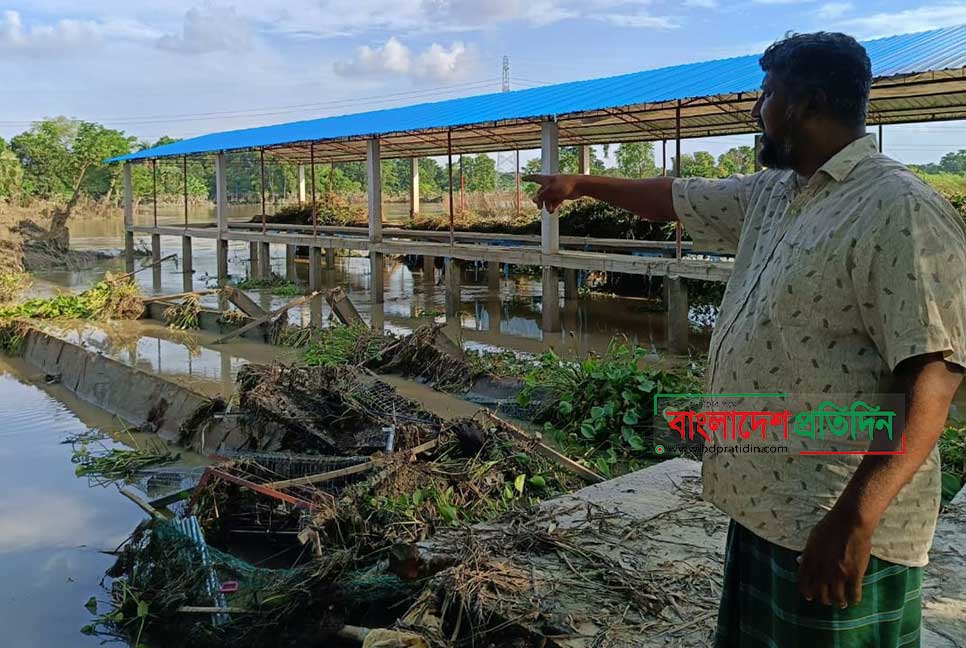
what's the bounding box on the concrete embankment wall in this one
[18,326,217,442]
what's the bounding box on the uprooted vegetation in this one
[0,272,143,321]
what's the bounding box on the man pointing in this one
[526,32,966,647]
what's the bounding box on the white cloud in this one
[837,3,966,38]
[334,37,476,82]
[684,0,718,8]
[421,0,525,23]
[157,2,255,54]
[601,12,678,28]
[817,2,852,20]
[0,10,103,56]
[752,0,815,4]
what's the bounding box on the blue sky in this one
[0,0,965,166]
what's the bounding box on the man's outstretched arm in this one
[523,174,677,222]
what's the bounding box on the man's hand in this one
[798,506,873,608]
[522,174,583,213]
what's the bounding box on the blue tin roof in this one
[109,24,966,163]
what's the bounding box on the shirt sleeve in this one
[849,190,966,372]
[671,175,757,255]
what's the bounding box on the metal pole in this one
[447,130,455,245]
[515,149,520,218]
[662,140,667,177]
[674,102,682,260]
[310,143,317,237]
[329,162,334,198]
[260,149,266,233]
[878,123,883,153]
[459,154,465,214]
[152,158,158,228]
[183,156,189,227]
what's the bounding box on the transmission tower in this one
[496,55,515,192]
[502,55,510,92]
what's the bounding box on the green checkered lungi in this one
[714,521,923,648]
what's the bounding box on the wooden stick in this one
[142,290,217,304]
[118,253,176,280]
[483,412,604,483]
[119,486,165,519]
[211,291,320,344]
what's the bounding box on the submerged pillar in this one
[564,268,579,302]
[249,242,260,279]
[181,236,193,292]
[541,266,561,333]
[215,152,229,284]
[285,245,297,281]
[665,277,689,354]
[422,255,435,283]
[258,241,271,279]
[444,258,461,318]
[123,162,135,273]
[325,247,335,270]
[309,247,322,291]
[487,261,501,292]
[370,252,385,305]
[151,234,162,291]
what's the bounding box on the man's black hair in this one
[759,32,872,128]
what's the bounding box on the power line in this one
[0,78,502,128]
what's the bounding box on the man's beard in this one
[758,129,797,170]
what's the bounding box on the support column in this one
[325,247,335,270]
[422,255,435,283]
[151,234,162,291]
[285,245,297,281]
[665,277,689,354]
[123,162,134,273]
[577,145,591,175]
[215,152,229,284]
[444,258,461,318]
[370,252,384,305]
[540,120,560,255]
[249,242,260,279]
[487,261,501,292]
[309,247,322,291]
[541,267,561,333]
[258,242,271,279]
[181,236,193,292]
[310,294,323,327]
[877,123,883,153]
[564,268,579,302]
[410,157,420,218]
[298,164,306,205]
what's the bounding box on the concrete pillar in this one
[564,268,579,302]
[285,245,297,281]
[151,234,162,291]
[422,255,435,283]
[542,266,561,332]
[487,261,501,292]
[215,152,229,284]
[371,301,385,333]
[410,157,420,218]
[578,145,591,175]
[298,164,306,204]
[258,241,271,279]
[370,252,384,304]
[444,258,461,318]
[181,236,193,292]
[367,139,383,244]
[123,162,135,273]
[665,277,689,354]
[249,242,260,279]
[540,120,560,255]
[309,247,322,291]
[486,296,501,332]
[325,247,335,270]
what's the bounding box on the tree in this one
[717,146,756,177]
[678,151,717,178]
[615,142,657,178]
[939,150,966,175]
[10,117,133,247]
[560,146,605,175]
[0,138,24,199]
[462,154,496,192]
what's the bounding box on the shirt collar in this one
[812,134,878,183]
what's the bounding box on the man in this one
[526,32,966,647]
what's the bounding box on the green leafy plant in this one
[518,341,703,476]
[940,419,966,504]
[236,274,301,297]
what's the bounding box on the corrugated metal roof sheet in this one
[110,24,966,163]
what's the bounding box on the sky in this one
[1,0,965,167]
